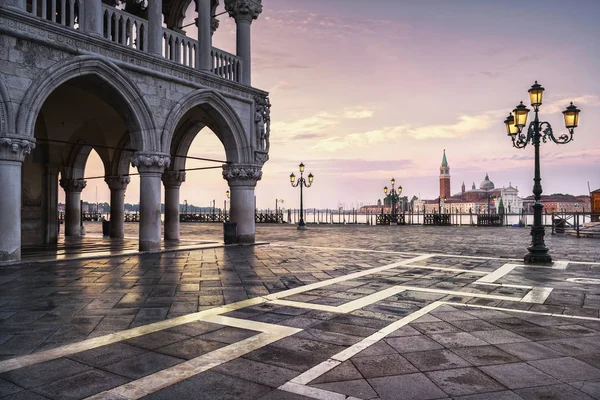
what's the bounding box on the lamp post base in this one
[297,218,306,230]
[524,251,552,265]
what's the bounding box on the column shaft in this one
[196,0,212,70]
[84,0,102,36]
[164,186,180,240]
[148,0,163,55]
[0,161,23,262]
[236,19,251,85]
[110,188,126,238]
[45,171,59,244]
[139,172,162,251]
[229,185,255,243]
[64,191,82,236]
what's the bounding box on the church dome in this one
[480,173,495,191]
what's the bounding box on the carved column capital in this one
[224,0,262,22]
[211,17,220,35]
[222,163,262,187]
[131,152,171,174]
[60,178,87,193]
[162,171,186,188]
[105,176,131,191]
[0,137,36,162]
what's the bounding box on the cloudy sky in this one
[80,0,600,210]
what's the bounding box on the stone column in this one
[132,153,170,251]
[0,138,35,263]
[148,0,163,55]
[105,176,130,239]
[224,0,263,86]
[196,0,212,70]
[60,178,87,237]
[222,164,262,243]
[162,171,186,241]
[84,0,103,36]
[45,167,59,244]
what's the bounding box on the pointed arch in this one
[0,77,13,136]
[161,89,251,164]
[16,55,158,152]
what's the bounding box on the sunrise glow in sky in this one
[78,0,600,210]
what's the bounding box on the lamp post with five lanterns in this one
[504,81,581,264]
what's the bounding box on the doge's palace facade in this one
[0,0,270,262]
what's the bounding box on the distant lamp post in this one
[383,178,402,221]
[225,190,230,219]
[290,162,314,230]
[503,81,581,264]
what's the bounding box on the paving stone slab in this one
[368,372,448,400]
[351,353,418,378]
[479,362,561,389]
[514,383,595,399]
[311,378,378,399]
[426,367,506,396]
[528,357,600,382]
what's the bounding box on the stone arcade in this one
[0,0,270,262]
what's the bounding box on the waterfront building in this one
[414,151,524,214]
[0,0,270,262]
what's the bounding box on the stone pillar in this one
[105,176,130,239]
[0,138,35,263]
[196,0,212,70]
[222,164,262,243]
[224,0,263,86]
[84,0,103,36]
[45,168,59,244]
[148,0,163,55]
[60,178,87,237]
[162,171,186,241]
[132,153,170,251]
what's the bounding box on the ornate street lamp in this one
[503,81,581,264]
[383,178,402,222]
[290,162,314,230]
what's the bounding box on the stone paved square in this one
[0,225,599,398]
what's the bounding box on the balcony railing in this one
[211,48,242,83]
[21,2,243,84]
[102,4,147,51]
[26,0,83,30]
[163,28,197,69]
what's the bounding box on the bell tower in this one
[440,149,451,199]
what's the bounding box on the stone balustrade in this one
[27,0,83,30]
[101,4,147,51]
[211,47,243,83]
[19,1,244,84]
[163,28,197,69]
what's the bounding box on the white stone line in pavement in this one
[391,263,489,275]
[394,286,523,302]
[279,382,347,400]
[474,263,521,284]
[520,287,554,304]
[0,254,433,374]
[552,261,569,270]
[283,301,445,393]
[0,297,267,374]
[273,287,407,314]
[262,254,434,302]
[448,302,600,321]
[473,282,533,289]
[89,328,301,400]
